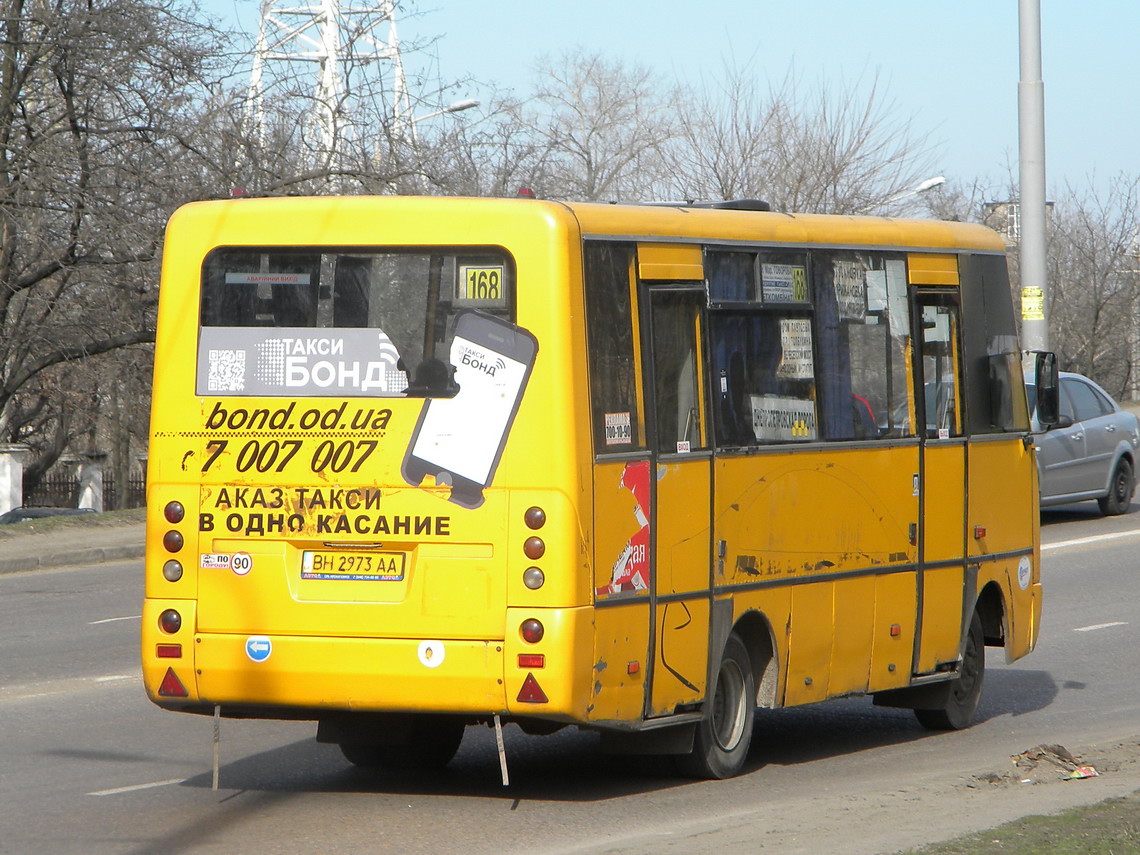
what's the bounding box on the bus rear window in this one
[198,248,514,397]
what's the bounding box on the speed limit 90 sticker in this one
[200,551,253,575]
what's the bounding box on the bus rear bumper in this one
[146,632,508,715]
[141,606,595,721]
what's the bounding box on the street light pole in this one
[885,175,946,208]
[406,98,480,193]
[1019,0,1049,351]
[408,98,481,143]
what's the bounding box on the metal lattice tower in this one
[246,0,412,167]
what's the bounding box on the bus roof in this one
[562,200,1005,253]
[169,195,1005,255]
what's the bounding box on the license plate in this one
[301,550,406,581]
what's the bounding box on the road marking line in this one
[88,778,185,797]
[1073,621,1128,632]
[1042,530,1140,552]
[88,614,141,625]
[1,672,141,702]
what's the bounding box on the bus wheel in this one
[676,633,755,779]
[1098,458,1133,515]
[339,717,466,769]
[915,612,985,731]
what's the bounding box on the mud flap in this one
[872,680,952,710]
[599,722,697,756]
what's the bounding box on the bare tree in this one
[1046,175,1140,398]
[410,93,553,197]
[505,51,679,202]
[0,0,223,483]
[664,64,939,214]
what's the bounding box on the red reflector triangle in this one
[158,667,188,697]
[516,672,548,704]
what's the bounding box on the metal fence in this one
[21,472,146,510]
[22,474,80,508]
[104,475,147,510]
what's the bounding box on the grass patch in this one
[905,790,1140,854]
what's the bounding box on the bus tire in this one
[339,717,466,770]
[915,611,985,731]
[675,633,755,779]
[1098,458,1133,515]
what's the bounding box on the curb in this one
[0,544,145,576]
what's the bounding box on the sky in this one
[207,0,1138,198]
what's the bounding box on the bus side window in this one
[959,253,1030,434]
[813,252,913,440]
[709,312,816,445]
[648,289,707,452]
[918,301,963,438]
[584,242,647,454]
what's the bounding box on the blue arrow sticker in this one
[245,635,272,663]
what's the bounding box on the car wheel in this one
[1097,458,1134,516]
[915,611,984,731]
[675,633,755,779]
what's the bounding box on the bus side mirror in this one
[1033,351,1060,428]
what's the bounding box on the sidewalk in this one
[0,522,145,575]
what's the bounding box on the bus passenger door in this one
[644,287,712,717]
[914,292,969,674]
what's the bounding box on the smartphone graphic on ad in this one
[402,311,538,509]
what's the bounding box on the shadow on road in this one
[1041,502,1134,526]
[175,667,1061,801]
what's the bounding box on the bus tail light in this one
[156,644,182,658]
[158,609,182,634]
[517,673,548,703]
[520,618,544,643]
[518,653,545,669]
[523,567,545,589]
[157,668,188,697]
[523,536,545,560]
[162,560,183,582]
[163,530,184,553]
[524,506,546,529]
[164,501,185,524]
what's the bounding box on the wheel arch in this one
[732,608,780,708]
[975,579,1007,648]
[1109,447,1135,490]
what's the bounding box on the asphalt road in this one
[2,504,1139,855]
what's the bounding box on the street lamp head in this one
[882,176,947,209]
[914,176,946,194]
[444,98,480,114]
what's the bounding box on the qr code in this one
[208,349,246,392]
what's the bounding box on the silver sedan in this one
[1027,371,1139,514]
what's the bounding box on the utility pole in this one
[245,0,411,175]
[1018,0,1049,351]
